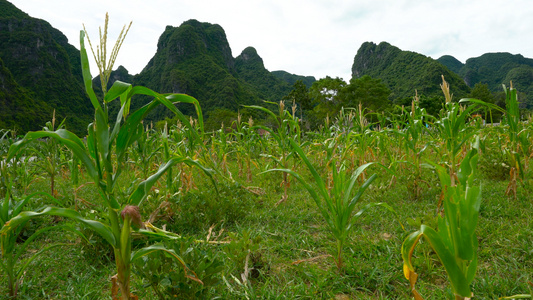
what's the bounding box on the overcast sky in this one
[9,0,533,81]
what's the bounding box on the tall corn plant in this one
[345,105,378,177]
[436,76,479,187]
[3,21,212,299]
[500,84,530,196]
[265,138,394,270]
[402,146,481,300]
[461,83,530,197]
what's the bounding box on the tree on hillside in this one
[309,76,347,123]
[282,80,312,121]
[284,80,312,110]
[468,83,495,104]
[343,75,390,111]
[468,82,503,122]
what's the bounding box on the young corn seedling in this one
[3,17,214,300]
[264,138,395,270]
[402,145,481,300]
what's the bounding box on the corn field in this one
[0,20,532,300]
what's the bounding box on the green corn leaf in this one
[0,207,116,247]
[457,148,477,186]
[104,80,132,103]
[245,105,280,127]
[131,244,203,284]
[7,130,98,182]
[116,102,154,160]
[459,98,506,114]
[128,156,216,206]
[260,168,334,230]
[95,108,111,172]
[425,160,451,188]
[287,139,330,203]
[1,192,10,224]
[79,30,101,112]
[14,224,88,264]
[465,238,479,284]
[109,99,129,144]
[87,123,97,159]
[129,86,202,136]
[165,93,205,134]
[402,225,472,298]
[343,163,378,208]
[345,174,378,224]
[105,81,133,141]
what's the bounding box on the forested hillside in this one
[439,52,533,108]
[2,0,533,133]
[352,42,471,102]
[130,20,307,124]
[0,0,92,134]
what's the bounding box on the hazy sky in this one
[8,0,533,81]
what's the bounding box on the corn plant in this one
[208,123,235,178]
[394,98,435,199]
[498,84,530,196]
[402,146,481,299]
[247,101,300,204]
[132,237,224,300]
[461,83,530,197]
[435,77,480,188]
[0,177,76,298]
[161,122,179,196]
[0,129,12,198]
[3,20,214,299]
[29,112,66,197]
[131,127,162,180]
[345,105,378,177]
[265,138,394,270]
[173,117,207,193]
[1,133,40,198]
[232,115,263,183]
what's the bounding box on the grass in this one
[2,88,532,299]
[2,154,530,299]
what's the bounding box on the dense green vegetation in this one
[1,13,532,298]
[271,70,316,88]
[0,58,50,131]
[3,0,533,135]
[0,0,92,134]
[1,74,533,298]
[352,42,471,102]
[439,52,533,108]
